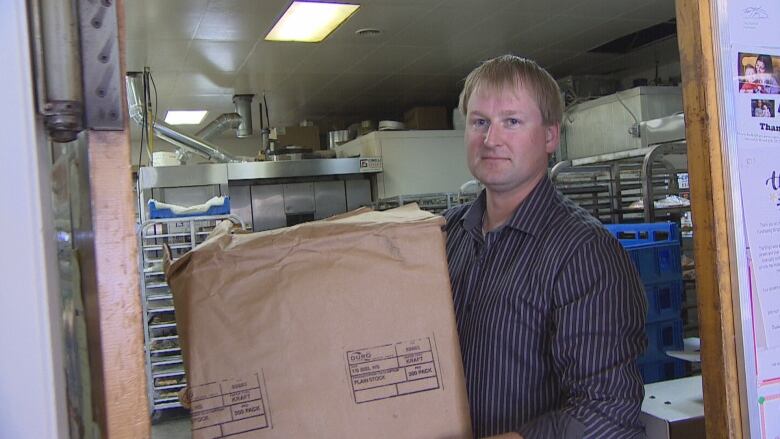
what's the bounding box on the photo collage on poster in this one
[738,52,780,120]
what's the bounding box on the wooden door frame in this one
[676,0,743,436]
[85,0,150,437]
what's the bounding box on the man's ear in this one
[545,122,560,153]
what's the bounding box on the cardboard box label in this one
[359,157,382,173]
[191,372,271,439]
[347,337,441,404]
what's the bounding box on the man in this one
[444,55,647,438]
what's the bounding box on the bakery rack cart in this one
[138,214,244,419]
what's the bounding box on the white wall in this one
[0,2,68,438]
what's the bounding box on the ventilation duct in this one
[196,113,242,140]
[125,72,240,163]
[233,94,254,138]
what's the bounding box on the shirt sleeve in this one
[517,234,648,439]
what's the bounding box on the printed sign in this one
[346,337,440,404]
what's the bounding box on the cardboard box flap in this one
[166,204,443,280]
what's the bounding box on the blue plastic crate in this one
[637,357,687,384]
[605,223,682,285]
[148,197,230,219]
[644,279,684,323]
[604,222,679,247]
[641,317,684,362]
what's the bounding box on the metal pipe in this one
[196,113,242,140]
[125,73,240,163]
[28,0,47,112]
[233,95,254,138]
[38,0,84,142]
[154,121,239,162]
[40,0,82,103]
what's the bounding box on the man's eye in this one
[507,118,520,126]
[473,119,488,127]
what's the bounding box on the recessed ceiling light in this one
[265,1,360,43]
[164,110,208,125]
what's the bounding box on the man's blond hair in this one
[459,55,563,126]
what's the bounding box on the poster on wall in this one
[727,1,780,46]
[723,0,780,429]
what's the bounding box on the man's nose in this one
[483,123,502,147]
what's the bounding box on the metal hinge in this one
[77,0,124,131]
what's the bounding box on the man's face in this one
[465,83,559,198]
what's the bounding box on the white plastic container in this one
[152,151,180,167]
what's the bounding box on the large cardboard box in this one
[166,206,471,438]
[404,106,450,130]
[274,125,321,150]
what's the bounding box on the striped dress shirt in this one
[444,176,647,439]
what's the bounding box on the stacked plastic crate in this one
[605,223,687,384]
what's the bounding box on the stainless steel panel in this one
[283,183,314,214]
[314,181,346,219]
[227,157,381,180]
[562,86,682,160]
[251,185,286,231]
[228,185,253,230]
[138,163,228,189]
[640,113,686,147]
[346,179,371,210]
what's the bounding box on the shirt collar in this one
[460,175,555,237]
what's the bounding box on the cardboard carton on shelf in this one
[273,125,321,150]
[166,205,472,439]
[404,106,450,130]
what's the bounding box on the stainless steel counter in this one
[138,157,382,190]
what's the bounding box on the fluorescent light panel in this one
[265,1,360,43]
[164,110,208,125]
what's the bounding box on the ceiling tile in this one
[185,41,254,72]
[565,0,649,18]
[124,0,148,41]
[145,71,180,96]
[621,0,677,22]
[325,3,435,45]
[323,72,390,96]
[498,0,584,15]
[140,0,208,40]
[194,0,281,41]
[386,1,490,46]
[399,51,473,76]
[124,40,146,72]
[509,15,612,52]
[293,44,371,74]
[125,40,191,73]
[244,42,315,74]
[237,72,289,94]
[349,45,433,74]
[173,72,237,95]
[267,73,338,107]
